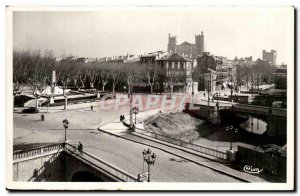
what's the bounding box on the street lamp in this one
[132,106,139,124]
[129,86,133,128]
[225,125,238,150]
[214,92,221,130]
[142,148,157,182]
[214,92,219,108]
[62,119,69,142]
[229,74,234,103]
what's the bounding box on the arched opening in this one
[71,171,103,182]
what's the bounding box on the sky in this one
[12,7,294,64]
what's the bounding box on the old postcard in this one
[6,6,294,191]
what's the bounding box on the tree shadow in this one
[27,150,64,182]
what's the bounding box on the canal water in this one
[239,117,267,135]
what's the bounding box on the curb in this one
[98,128,254,182]
[131,131,227,163]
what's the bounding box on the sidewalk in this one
[98,109,266,182]
[99,108,161,135]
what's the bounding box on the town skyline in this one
[13,7,293,64]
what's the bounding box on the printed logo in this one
[243,165,263,174]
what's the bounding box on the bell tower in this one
[195,31,204,57]
[168,33,177,52]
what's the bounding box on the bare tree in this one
[13,50,30,96]
[109,63,122,95]
[26,50,55,109]
[85,64,98,89]
[79,70,88,89]
[56,59,75,110]
[71,64,82,89]
[144,64,158,94]
[123,63,141,94]
[97,66,110,92]
[165,69,184,97]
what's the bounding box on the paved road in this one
[70,131,242,182]
[13,110,242,182]
[13,94,254,182]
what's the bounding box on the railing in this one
[232,104,287,117]
[13,143,64,160]
[135,128,227,160]
[65,144,138,182]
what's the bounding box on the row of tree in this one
[236,59,277,89]
[13,50,194,101]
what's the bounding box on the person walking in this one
[40,114,44,121]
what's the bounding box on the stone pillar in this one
[227,149,237,162]
[50,96,55,104]
[64,96,68,110]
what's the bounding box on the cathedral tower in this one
[195,31,204,57]
[168,33,177,52]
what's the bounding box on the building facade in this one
[167,32,204,59]
[140,51,198,94]
[197,53,237,92]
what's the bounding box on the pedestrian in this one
[40,114,44,121]
[120,114,124,122]
[91,105,93,111]
[78,142,83,155]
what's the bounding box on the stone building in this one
[263,50,277,65]
[167,32,204,59]
[140,51,198,94]
[197,53,237,91]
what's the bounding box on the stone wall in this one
[13,150,117,182]
[13,152,64,182]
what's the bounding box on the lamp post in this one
[214,92,219,107]
[215,92,221,130]
[142,148,157,182]
[62,119,69,142]
[133,106,139,124]
[230,74,234,103]
[129,86,133,129]
[225,125,238,150]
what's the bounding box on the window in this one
[180,63,184,69]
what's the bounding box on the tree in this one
[143,63,158,94]
[78,70,88,89]
[26,50,55,109]
[13,50,30,96]
[85,64,98,89]
[97,66,110,92]
[109,63,122,95]
[56,59,76,110]
[225,125,238,150]
[123,63,141,94]
[166,71,182,97]
[71,64,82,89]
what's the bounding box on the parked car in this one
[272,101,283,108]
[22,107,39,113]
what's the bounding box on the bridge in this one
[186,100,286,122]
[185,101,287,140]
[13,143,138,182]
[230,104,286,118]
